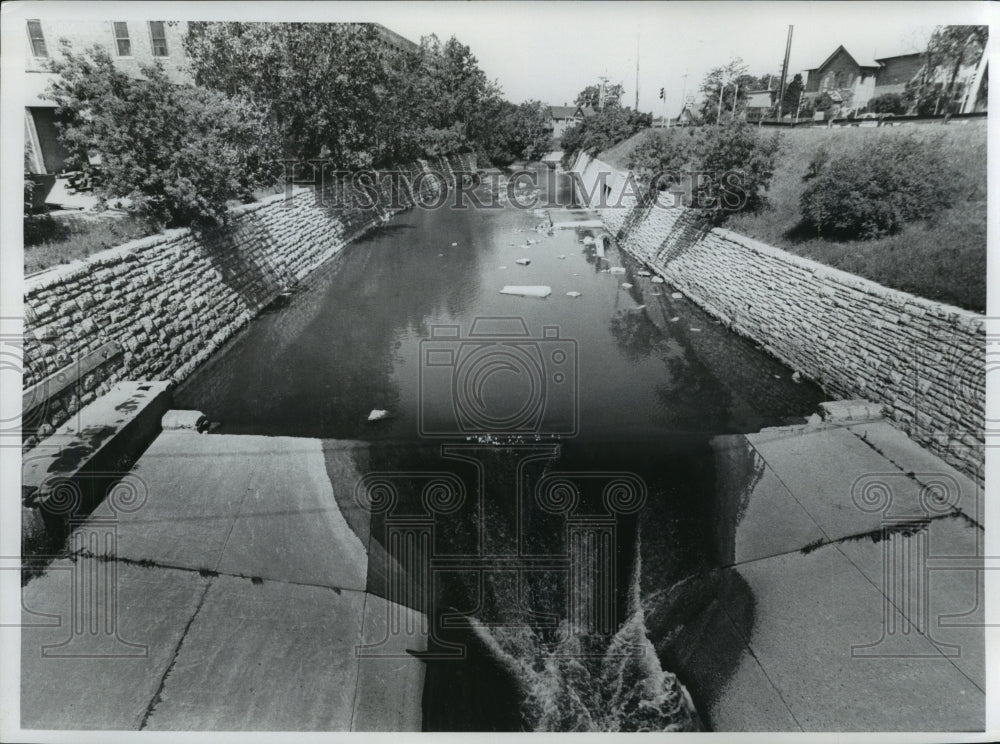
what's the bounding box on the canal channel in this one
[173,164,827,730]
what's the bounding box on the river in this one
[174,163,826,731]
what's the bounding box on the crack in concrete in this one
[138,578,212,730]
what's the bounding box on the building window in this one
[148,21,168,57]
[27,20,47,57]
[113,22,131,56]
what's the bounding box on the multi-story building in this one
[802,44,985,116]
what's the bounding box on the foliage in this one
[905,25,988,115]
[799,133,957,239]
[698,58,749,124]
[480,100,553,165]
[866,93,907,115]
[575,82,625,109]
[46,44,278,228]
[781,73,805,117]
[560,107,652,167]
[184,24,509,167]
[626,120,780,221]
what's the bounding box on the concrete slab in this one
[710,434,826,564]
[351,595,427,731]
[144,575,366,730]
[846,422,983,524]
[747,426,932,543]
[213,436,368,590]
[21,559,209,730]
[727,542,984,730]
[834,515,985,690]
[90,431,259,571]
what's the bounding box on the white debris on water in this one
[451,242,458,246]
[621,283,633,289]
[516,258,531,266]
[637,270,651,277]
[669,317,680,322]
[609,267,626,274]
[690,327,702,332]
[566,291,582,298]
[367,409,391,422]
[500,285,552,298]
[671,292,683,299]
[582,236,596,245]
[792,371,802,383]
[651,276,664,284]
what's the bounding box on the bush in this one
[625,120,780,222]
[799,134,957,239]
[560,107,652,167]
[47,45,279,229]
[867,93,907,115]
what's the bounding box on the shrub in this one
[47,44,279,229]
[799,134,957,239]
[625,120,780,221]
[560,107,652,167]
[867,93,907,115]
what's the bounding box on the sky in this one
[330,1,992,114]
[12,1,994,115]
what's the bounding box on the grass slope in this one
[599,121,986,312]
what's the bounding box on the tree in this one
[184,24,507,167]
[575,82,625,109]
[560,107,652,167]
[698,58,750,123]
[906,25,988,115]
[781,73,805,118]
[47,44,278,228]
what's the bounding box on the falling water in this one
[467,533,703,732]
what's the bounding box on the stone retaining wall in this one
[23,153,477,448]
[572,151,985,479]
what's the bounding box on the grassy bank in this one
[24,212,154,275]
[599,120,987,312]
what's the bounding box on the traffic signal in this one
[659,87,665,100]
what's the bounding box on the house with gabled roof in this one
[546,104,596,141]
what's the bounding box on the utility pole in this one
[635,30,640,110]
[777,25,793,120]
[598,75,609,110]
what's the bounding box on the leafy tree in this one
[698,58,755,123]
[781,73,805,117]
[575,82,625,109]
[47,44,277,228]
[906,25,988,114]
[560,107,652,167]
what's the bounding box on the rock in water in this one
[367,409,390,422]
[516,258,531,266]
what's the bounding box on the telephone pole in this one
[777,25,793,120]
[635,31,640,110]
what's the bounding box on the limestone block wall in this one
[572,152,985,479]
[23,153,477,448]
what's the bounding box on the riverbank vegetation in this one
[34,23,552,237]
[600,121,985,311]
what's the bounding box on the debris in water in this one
[690,327,702,332]
[671,292,683,299]
[557,255,566,259]
[367,409,391,422]
[516,258,531,266]
[621,282,633,289]
[566,291,582,298]
[670,316,680,322]
[582,236,596,245]
[792,371,802,383]
[609,266,626,274]
[630,304,646,311]
[637,270,652,277]
[451,242,458,246]
[773,374,781,379]
[438,253,444,257]
[500,285,552,298]
[651,276,664,284]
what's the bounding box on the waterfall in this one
[466,533,703,732]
